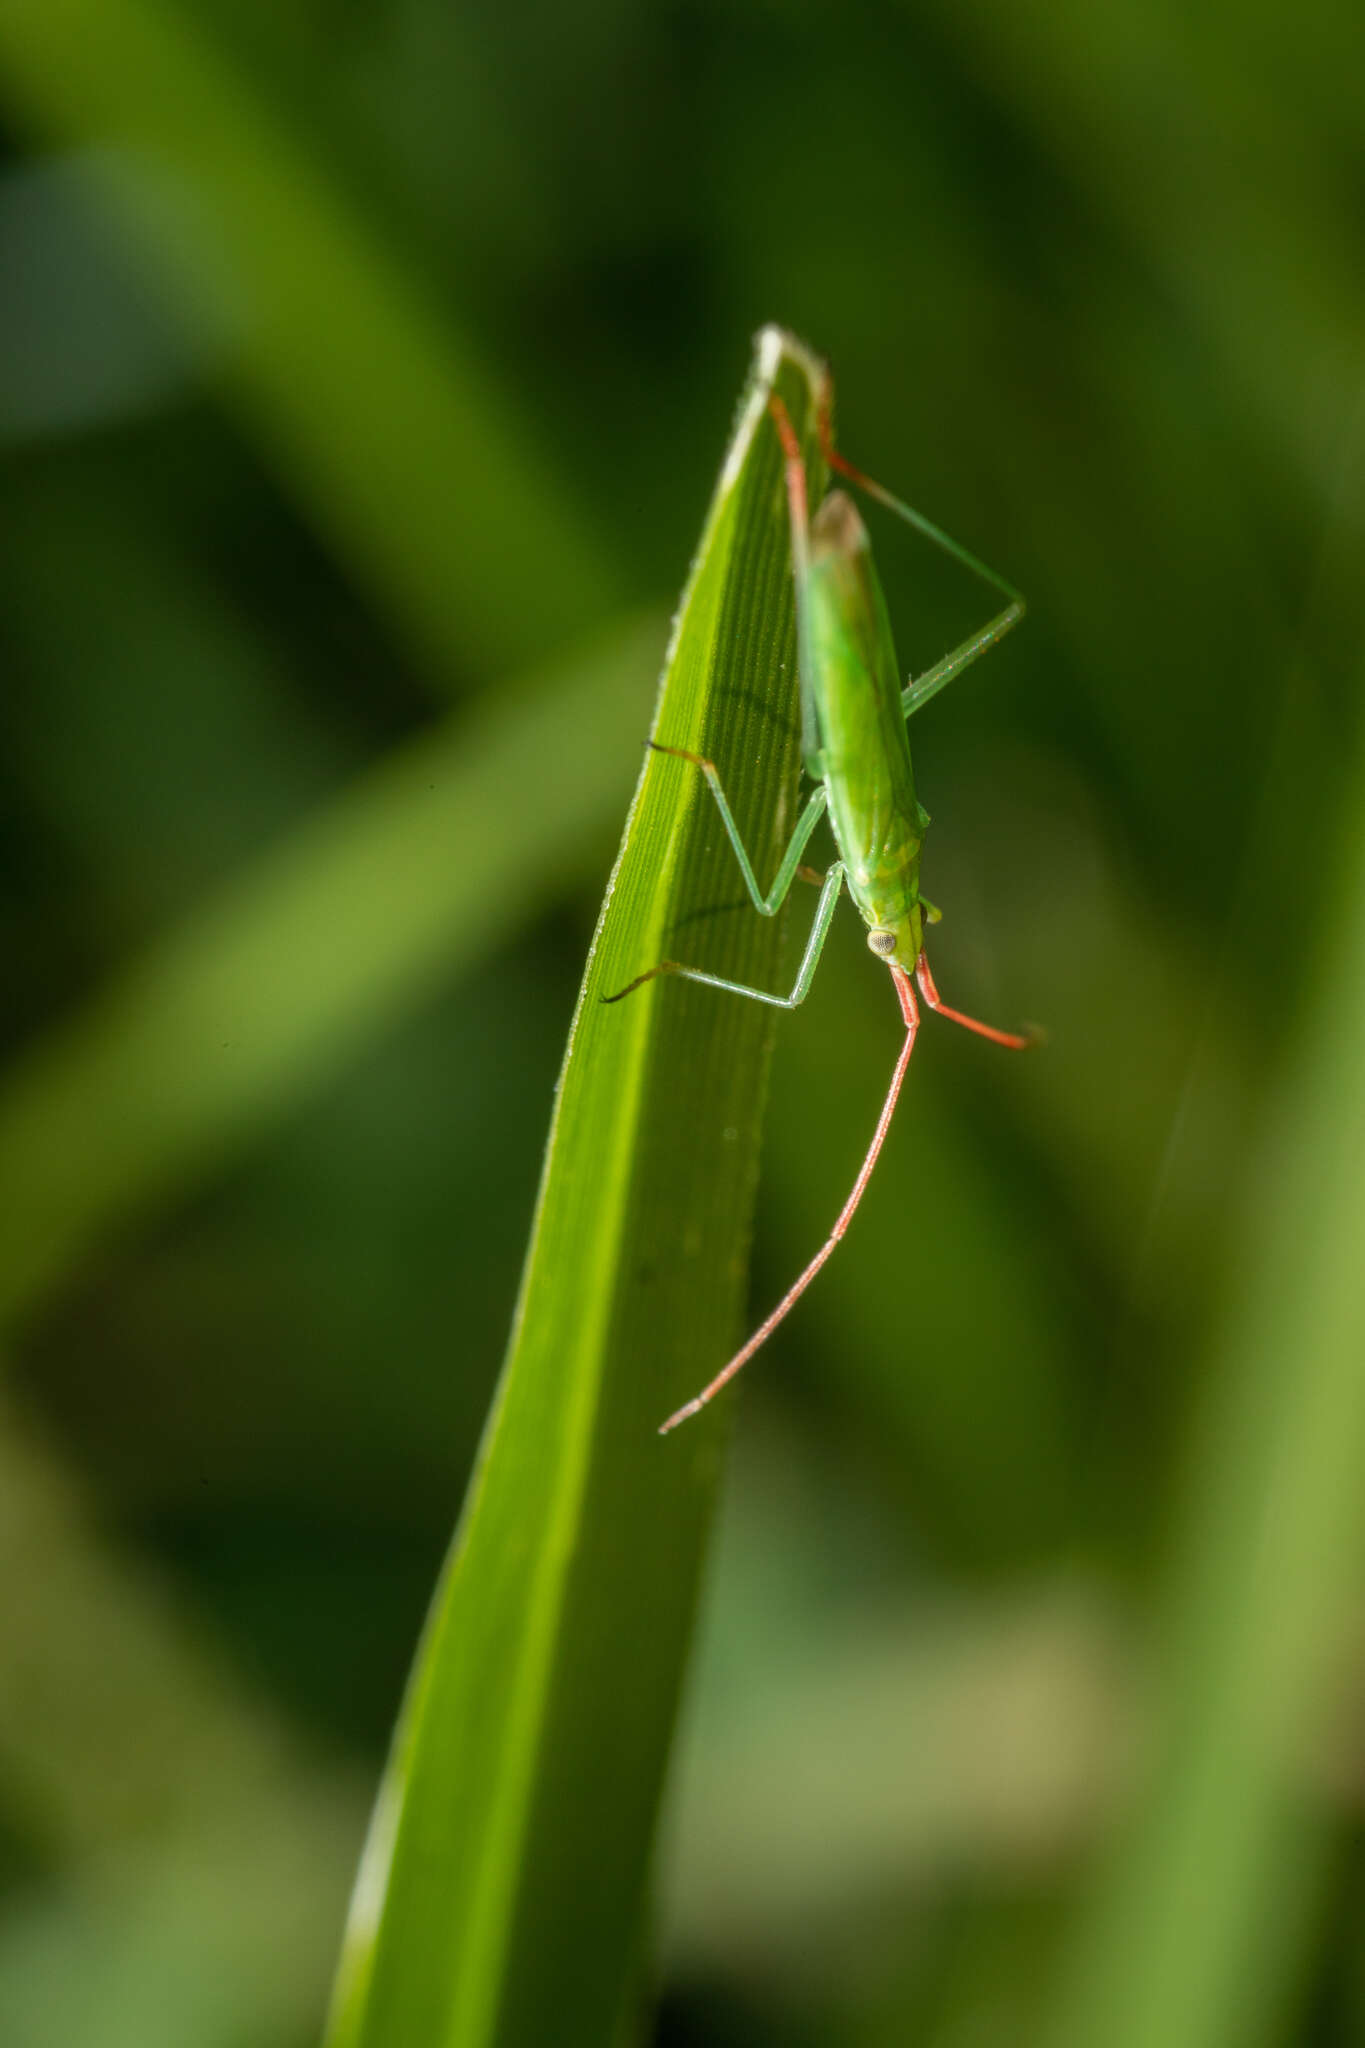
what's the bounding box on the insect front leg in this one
[602,863,845,1010]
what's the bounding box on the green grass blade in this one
[1045,699,1365,2048]
[0,615,659,1330]
[325,329,822,2048]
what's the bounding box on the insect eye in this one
[866,929,897,957]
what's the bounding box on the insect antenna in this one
[659,963,921,1434]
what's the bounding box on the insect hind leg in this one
[807,380,1025,722]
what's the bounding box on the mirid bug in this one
[606,333,1034,1434]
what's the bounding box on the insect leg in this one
[806,383,1025,723]
[767,394,825,781]
[816,384,1021,606]
[900,603,1025,720]
[647,742,828,914]
[602,863,844,1009]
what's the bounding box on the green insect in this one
[606,335,1034,1435]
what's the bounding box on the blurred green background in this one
[3,0,1365,2043]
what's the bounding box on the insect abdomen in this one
[806,492,925,948]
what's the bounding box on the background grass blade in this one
[0,1382,366,2048]
[1045,654,1365,2048]
[325,329,822,2048]
[0,0,618,682]
[0,616,658,1332]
